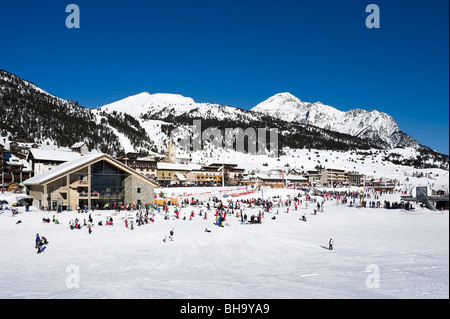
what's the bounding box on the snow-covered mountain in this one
[1,69,448,170]
[99,92,261,123]
[251,93,419,149]
[97,91,382,155]
[94,90,448,169]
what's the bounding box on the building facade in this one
[24,153,158,211]
[117,152,157,179]
[320,168,347,187]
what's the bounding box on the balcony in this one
[77,193,99,198]
[71,180,89,188]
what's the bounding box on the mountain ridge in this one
[251,92,417,149]
[0,69,448,171]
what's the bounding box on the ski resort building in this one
[156,162,202,186]
[320,168,347,187]
[23,153,158,211]
[27,148,82,176]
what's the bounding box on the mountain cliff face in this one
[98,92,380,153]
[251,92,420,149]
[0,70,448,170]
[0,70,124,155]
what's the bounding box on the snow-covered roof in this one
[24,153,159,187]
[6,154,22,166]
[157,162,202,171]
[70,142,86,149]
[24,153,104,185]
[175,173,186,181]
[244,173,308,182]
[19,159,33,172]
[29,148,82,162]
[286,175,308,181]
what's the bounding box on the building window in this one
[137,188,141,194]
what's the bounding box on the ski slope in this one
[0,187,448,299]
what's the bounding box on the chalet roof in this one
[70,142,87,149]
[23,153,158,187]
[29,148,82,162]
[157,162,202,171]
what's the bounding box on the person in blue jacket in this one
[35,233,40,248]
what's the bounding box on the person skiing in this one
[329,238,333,250]
[36,236,47,253]
[35,234,40,248]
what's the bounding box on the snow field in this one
[0,187,448,299]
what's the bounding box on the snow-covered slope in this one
[251,93,418,149]
[100,91,421,151]
[0,186,448,299]
[100,92,197,119]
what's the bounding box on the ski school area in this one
[0,185,448,299]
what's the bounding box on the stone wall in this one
[123,175,155,206]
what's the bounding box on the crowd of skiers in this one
[33,188,410,254]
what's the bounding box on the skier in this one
[88,224,92,234]
[35,233,40,248]
[36,236,47,254]
[37,241,46,254]
[169,229,174,241]
[329,238,333,250]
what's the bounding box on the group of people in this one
[69,215,95,231]
[42,215,60,224]
[35,233,48,253]
[125,211,155,229]
[384,200,413,210]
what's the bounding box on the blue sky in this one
[0,0,448,154]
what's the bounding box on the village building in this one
[345,171,363,186]
[27,148,83,176]
[242,173,307,188]
[306,170,322,185]
[23,153,158,211]
[1,145,33,186]
[186,167,223,186]
[156,162,202,186]
[320,168,347,187]
[70,142,89,155]
[206,163,246,186]
[116,152,157,179]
